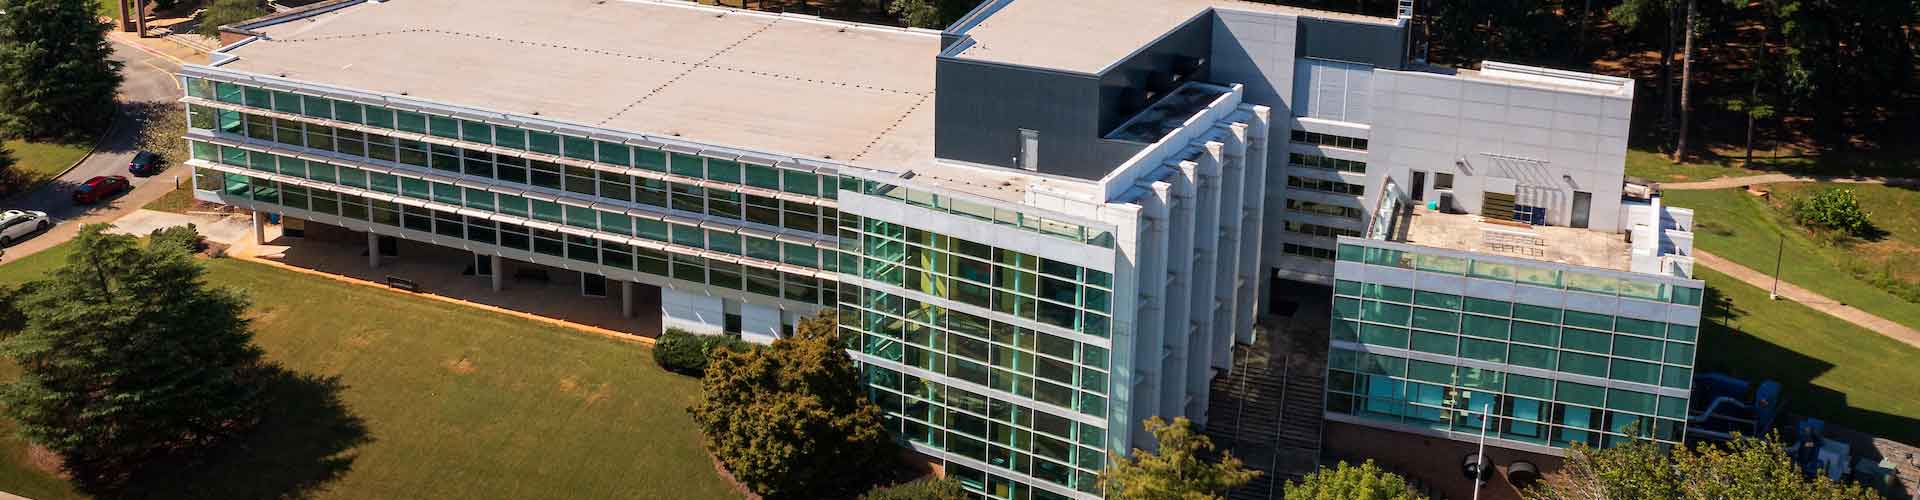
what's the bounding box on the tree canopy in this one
[1100,416,1261,500]
[1283,460,1426,500]
[0,224,267,493]
[0,0,123,140]
[1525,435,1882,500]
[688,310,896,499]
[196,0,268,39]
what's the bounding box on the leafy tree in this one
[0,143,15,190]
[1283,460,1425,500]
[0,224,267,493]
[888,0,941,29]
[1789,188,1874,238]
[1773,0,1914,129]
[196,0,268,39]
[1101,416,1261,500]
[688,310,896,499]
[651,329,752,376]
[862,477,967,500]
[1525,435,1882,500]
[0,0,123,141]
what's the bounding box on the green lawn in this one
[1663,186,1920,331]
[1694,267,1920,445]
[1625,148,1766,183]
[142,185,199,213]
[2,139,91,197]
[0,247,739,500]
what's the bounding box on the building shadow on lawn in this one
[104,365,373,500]
[1694,287,1920,498]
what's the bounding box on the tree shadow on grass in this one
[101,365,373,500]
[1695,284,1920,499]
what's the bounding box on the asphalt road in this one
[0,38,185,264]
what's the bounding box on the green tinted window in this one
[1513,303,1560,323]
[1358,324,1408,349]
[1414,291,1460,309]
[1560,328,1610,354]
[1611,336,1662,361]
[429,115,459,139]
[1511,321,1558,346]
[528,131,560,155]
[1609,359,1660,385]
[1407,360,1454,384]
[1464,297,1510,316]
[1506,374,1552,399]
[783,170,818,196]
[1410,308,1458,333]
[1509,345,1555,370]
[1334,279,1363,297]
[1614,317,1664,338]
[564,136,595,161]
[1666,325,1697,342]
[1409,331,1457,356]
[1559,353,1609,378]
[632,149,666,172]
[1361,301,1410,326]
[1555,381,1606,407]
[1606,389,1656,414]
[1461,315,1509,340]
[1459,338,1506,363]
[707,160,741,184]
[670,153,704,178]
[597,142,630,167]
[395,111,427,133]
[1563,310,1612,331]
[494,127,527,150]
[745,164,779,189]
[1362,284,1412,302]
[1671,286,1704,306]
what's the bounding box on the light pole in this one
[1769,233,1784,300]
[1457,392,1494,500]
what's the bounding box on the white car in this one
[0,210,51,246]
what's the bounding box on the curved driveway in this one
[0,37,184,264]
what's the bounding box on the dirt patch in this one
[557,376,579,394]
[583,383,614,408]
[27,443,67,478]
[243,305,283,325]
[342,329,382,349]
[445,356,476,375]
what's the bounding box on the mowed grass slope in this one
[0,248,737,500]
[1694,267,1920,445]
[1664,186,1920,331]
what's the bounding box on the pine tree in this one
[1100,416,1261,500]
[688,310,896,499]
[0,224,266,492]
[0,0,123,140]
[195,0,267,39]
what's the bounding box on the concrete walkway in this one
[1694,250,1920,350]
[1662,173,1918,190]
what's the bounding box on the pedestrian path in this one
[1662,173,1917,190]
[1694,250,1920,350]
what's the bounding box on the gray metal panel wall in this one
[1097,15,1215,134]
[1297,17,1406,69]
[932,59,1105,175]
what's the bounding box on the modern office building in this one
[178,0,1700,498]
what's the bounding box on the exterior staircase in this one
[1204,316,1328,500]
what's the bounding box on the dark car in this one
[128,151,161,176]
[72,175,130,204]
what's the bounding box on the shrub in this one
[1788,188,1875,237]
[148,223,203,254]
[652,329,749,376]
[862,478,966,500]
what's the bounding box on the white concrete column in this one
[490,255,503,292]
[366,232,380,269]
[660,287,725,336]
[621,281,635,318]
[740,302,781,345]
[252,211,266,245]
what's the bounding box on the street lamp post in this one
[1457,393,1494,500]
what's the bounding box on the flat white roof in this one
[952,0,1394,74]
[219,0,940,171]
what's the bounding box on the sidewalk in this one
[1695,250,1920,350]
[1662,173,1918,190]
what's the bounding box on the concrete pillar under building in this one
[490,255,503,292]
[660,287,724,336]
[740,302,781,345]
[621,281,635,319]
[251,211,266,245]
[366,232,380,269]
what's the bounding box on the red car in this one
[72,175,130,204]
